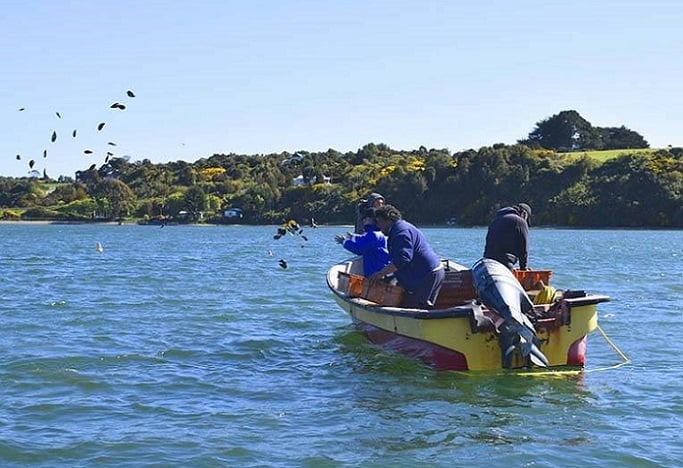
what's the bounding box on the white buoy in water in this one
[96,242,104,253]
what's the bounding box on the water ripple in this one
[1,225,681,466]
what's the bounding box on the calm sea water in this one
[1,223,681,467]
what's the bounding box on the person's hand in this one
[334,234,345,244]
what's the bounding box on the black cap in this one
[517,203,532,223]
[517,203,531,216]
[367,192,385,204]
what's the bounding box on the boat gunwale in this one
[327,259,610,319]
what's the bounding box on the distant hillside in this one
[2,143,681,228]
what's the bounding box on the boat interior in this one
[328,256,609,333]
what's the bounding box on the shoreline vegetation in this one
[4,111,681,228]
[2,120,682,228]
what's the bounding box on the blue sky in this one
[2,0,681,178]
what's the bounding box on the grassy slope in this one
[557,147,657,163]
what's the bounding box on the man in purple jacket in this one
[369,204,444,309]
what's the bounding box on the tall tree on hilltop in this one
[596,126,649,149]
[520,110,649,151]
[520,110,595,151]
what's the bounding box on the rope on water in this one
[582,324,631,373]
[515,324,630,376]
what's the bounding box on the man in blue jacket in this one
[335,208,390,277]
[354,192,385,234]
[483,203,532,270]
[369,204,444,309]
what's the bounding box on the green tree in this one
[56,198,98,220]
[178,165,197,186]
[520,110,594,151]
[39,183,89,206]
[167,192,186,217]
[521,110,649,152]
[596,126,649,149]
[90,179,137,219]
[586,151,681,227]
[183,185,207,221]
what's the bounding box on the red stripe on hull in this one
[357,322,470,371]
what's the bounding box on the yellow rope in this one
[532,285,557,305]
[514,324,630,376]
[582,324,631,373]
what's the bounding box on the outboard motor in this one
[472,258,549,368]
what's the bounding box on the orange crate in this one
[337,272,364,297]
[361,281,405,306]
[513,269,552,290]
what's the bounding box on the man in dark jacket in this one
[369,204,444,309]
[483,203,532,270]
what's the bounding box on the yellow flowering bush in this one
[199,167,227,181]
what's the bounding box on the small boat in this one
[326,257,611,371]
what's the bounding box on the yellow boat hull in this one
[328,259,608,371]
